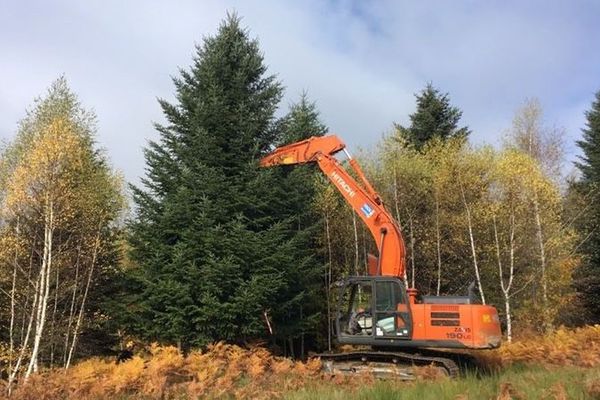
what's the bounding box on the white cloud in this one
[1,0,599,184]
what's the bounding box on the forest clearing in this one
[2,4,600,400]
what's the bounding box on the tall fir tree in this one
[126,15,323,348]
[396,83,470,150]
[574,90,600,323]
[272,94,328,355]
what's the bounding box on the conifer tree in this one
[278,93,328,143]
[574,90,600,323]
[396,83,470,150]
[127,15,322,348]
[272,94,328,355]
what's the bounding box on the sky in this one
[1,0,599,185]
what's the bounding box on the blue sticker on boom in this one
[361,203,374,218]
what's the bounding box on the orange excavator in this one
[260,135,501,377]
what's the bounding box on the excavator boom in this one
[260,135,346,166]
[261,135,406,279]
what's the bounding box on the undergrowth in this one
[2,325,600,399]
[477,325,600,369]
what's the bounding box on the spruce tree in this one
[271,94,328,355]
[278,93,328,143]
[126,15,326,348]
[574,90,600,323]
[396,83,470,150]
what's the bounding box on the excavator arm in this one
[261,135,406,279]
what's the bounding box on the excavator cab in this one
[335,275,502,350]
[336,277,413,346]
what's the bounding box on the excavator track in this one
[316,351,459,380]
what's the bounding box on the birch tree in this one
[4,117,86,378]
[507,98,567,331]
[1,78,124,391]
[313,177,339,352]
[489,150,541,341]
[379,136,434,292]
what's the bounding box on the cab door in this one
[373,279,412,339]
[336,279,375,345]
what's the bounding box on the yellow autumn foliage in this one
[5,117,84,222]
[5,341,325,400]
[478,325,600,369]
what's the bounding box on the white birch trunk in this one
[392,169,409,290]
[20,245,35,346]
[435,194,442,296]
[28,262,46,376]
[352,211,359,275]
[324,214,332,352]
[507,212,515,342]
[49,265,59,369]
[25,201,54,379]
[7,279,39,395]
[8,221,19,386]
[532,192,549,330]
[493,213,515,342]
[64,245,81,365]
[66,235,100,369]
[460,181,486,304]
[408,216,416,289]
[392,168,402,230]
[504,297,512,342]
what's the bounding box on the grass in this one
[287,364,600,400]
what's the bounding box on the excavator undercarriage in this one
[318,350,460,379]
